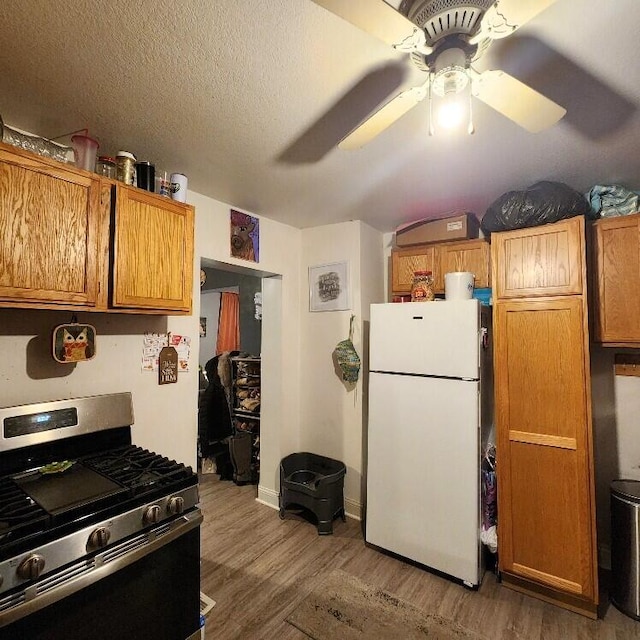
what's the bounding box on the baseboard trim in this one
[344,497,362,521]
[256,486,362,521]
[256,485,279,510]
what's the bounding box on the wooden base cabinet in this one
[492,217,598,618]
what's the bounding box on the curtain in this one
[216,292,240,354]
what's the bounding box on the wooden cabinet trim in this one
[511,564,583,596]
[509,431,577,450]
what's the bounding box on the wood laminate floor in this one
[199,474,639,639]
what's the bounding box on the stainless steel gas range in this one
[0,392,202,640]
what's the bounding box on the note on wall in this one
[142,333,191,372]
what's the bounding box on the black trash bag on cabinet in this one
[480,181,591,237]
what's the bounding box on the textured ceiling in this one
[1,0,639,232]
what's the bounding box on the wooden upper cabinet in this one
[0,144,100,306]
[0,143,194,315]
[391,245,438,295]
[592,213,640,344]
[492,216,585,299]
[438,239,490,292]
[111,186,194,312]
[391,238,490,295]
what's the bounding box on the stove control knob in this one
[88,526,111,550]
[167,496,185,516]
[17,554,45,581]
[143,505,161,526]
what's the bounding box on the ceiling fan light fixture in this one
[435,79,471,131]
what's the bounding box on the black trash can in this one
[279,452,346,535]
[611,479,640,619]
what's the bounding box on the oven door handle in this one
[0,510,203,629]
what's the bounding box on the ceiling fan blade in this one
[310,0,425,51]
[472,69,566,132]
[339,84,427,149]
[471,0,558,41]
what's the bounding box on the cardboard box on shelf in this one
[395,212,479,246]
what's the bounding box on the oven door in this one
[0,512,202,640]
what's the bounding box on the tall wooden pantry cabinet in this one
[491,215,599,618]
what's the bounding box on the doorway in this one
[197,259,279,491]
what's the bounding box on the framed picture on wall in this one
[309,261,350,312]
[199,317,207,338]
[230,209,259,263]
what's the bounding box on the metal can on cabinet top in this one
[116,151,136,185]
[170,173,188,202]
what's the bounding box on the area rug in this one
[286,569,485,640]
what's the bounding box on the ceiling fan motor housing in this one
[399,0,495,43]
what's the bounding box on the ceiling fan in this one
[310,0,566,148]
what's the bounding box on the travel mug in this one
[135,161,155,191]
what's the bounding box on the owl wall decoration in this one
[52,323,96,363]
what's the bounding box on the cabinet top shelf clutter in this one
[0,141,195,315]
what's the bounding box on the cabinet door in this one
[593,214,640,344]
[112,187,194,312]
[492,216,584,299]
[391,245,438,294]
[439,239,490,293]
[0,145,99,306]
[494,297,597,602]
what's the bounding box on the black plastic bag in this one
[481,181,591,236]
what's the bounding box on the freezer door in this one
[366,371,482,585]
[370,300,480,379]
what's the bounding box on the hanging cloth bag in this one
[335,315,361,384]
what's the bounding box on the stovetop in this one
[0,445,197,561]
[0,394,198,562]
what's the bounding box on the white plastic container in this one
[444,272,474,300]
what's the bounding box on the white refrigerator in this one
[365,299,492,587]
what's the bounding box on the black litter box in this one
[279,452,346,535]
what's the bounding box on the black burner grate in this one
[0,476,49,542]
[83,445,194,496]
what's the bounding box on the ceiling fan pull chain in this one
[468,80,475,135]
[428,74,434,137]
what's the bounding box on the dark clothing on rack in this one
[198,356,234,457]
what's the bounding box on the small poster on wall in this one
[230,209,259,262]
[309,261,350,312]
[142,333,191,372]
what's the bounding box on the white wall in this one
[592,345,640,568]
[199,290,221,369]
[0,308,196,467]
[298,221,384,518]
[190,192,302,505]
[0,190,302,506]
